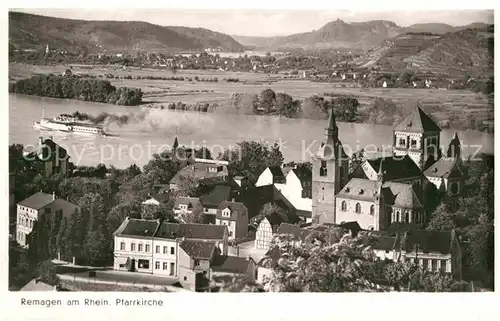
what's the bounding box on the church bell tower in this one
[311,110,349,224]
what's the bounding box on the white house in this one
[113,218,159,273]
[113,218,229,276]
[273,167,313,222]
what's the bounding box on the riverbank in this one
[9,63,494,133]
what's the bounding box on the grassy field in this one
[9,63,493,126]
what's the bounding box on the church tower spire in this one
[312,108,349,225]
[326,108,339,141]
[447,131,462,160]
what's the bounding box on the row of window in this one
[340,201,375,215]
[154,261,176,275]
[17,231,26,243]
[19,206,36,213]
[18,216,34,229]
[119,242,175,255]
[406,257,448,272]
[392,211,415,223]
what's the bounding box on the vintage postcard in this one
[4,4,496,321]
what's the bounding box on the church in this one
[311,105,464,231]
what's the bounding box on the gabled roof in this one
[366,155,422,181]
[199,185,231,207]
[400,230,454,254]
[17,192,54,209]
[154,222,227,240]
[394,106,441,133]
[174,197,202,209]
[216,201,248,221]
[179,240,216,260]
[113,218,160,237]
[424,157,463,179]
[276,223,312,242]
[169,161,228,185]
[383,182,423,209]
[211,255,254,274]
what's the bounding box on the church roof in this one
[394,106,441,133]
[336,178,422,209]
[424,157,463,179]
[383,182,423,209]
[366,155,422,180]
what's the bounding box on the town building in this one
[215,201,249,240]
[16,191,79,247]
[178,239,256,291]
[173,197,203,223]
[113,218,159,273]
[199,184,232,223]
[258,164,313,222]
[399,229,462,280]
[311,106,464,230]
[169,158,229,191]
[254,214,285,250]
[23,136,71,177]
[210,255,256,288]
[113,218,229,277]
[178,240,217,290]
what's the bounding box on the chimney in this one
[49,136,54,141]
[52,191,56,200]
[38,136,44,146]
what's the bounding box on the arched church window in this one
[370,205,375,216]
[396,210,400,222]
[405,211,410,223]
[450,182,459,195]
[341,201,347,211]
[355,203,361,214]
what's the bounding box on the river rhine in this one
[9,94,493,168]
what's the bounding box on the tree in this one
[268,141,284,167]
[275,92,300,118]
[259,88,276,113]
[176,172,200,197]
[300,95,329,119]
[220,141,283,184]
[332,95,360,122]
[263,231,382,292]
[349,149,365,174]
[254,202,288,224]
[365,98,405,125]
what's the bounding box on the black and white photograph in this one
[7,6,494,296]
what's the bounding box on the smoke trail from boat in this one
[71,108,216,135]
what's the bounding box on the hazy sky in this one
[12,9,494,37]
